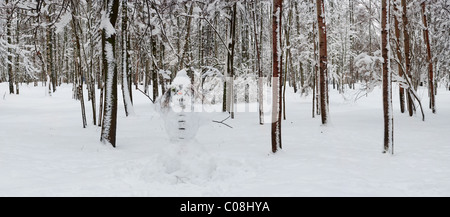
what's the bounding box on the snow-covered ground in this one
[1,82,449,197]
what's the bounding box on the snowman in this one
[158,70,200,143]
[155,70,223,179]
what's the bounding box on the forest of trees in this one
[1,0,449,152]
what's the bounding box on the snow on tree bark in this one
[382,0,394,154]
[272,0,283,153]
[121,0,134,117]
[101,0,120,148]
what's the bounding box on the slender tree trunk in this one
[316,0,329,125]
[6,0,14,94]
[160,41,166,95]
[228,3,237,119]
[283,3,293,121]
[199,20,203,69]
[394,2,405,114]
[369,0,373,54]
[127,32,133,103]
[231,3,237,119]
[180,4,193,71]
[98,57,105,127]
[312,62,316,118]
[144,59,150,94]
[151,36,158,102]
[312,12,319,118]
[295,62,300,93]
[253,0,264,125]
[71,4,87,129]
[101,0,120,147]
[121,0,134,116]
[87,0,96,125]
[382,0,394,154]
[349,0,355,86]
[272,0,283,153]
[47,6,56,93]
[14,17,19,94]
[401,0,414,117]
[295,2,301,93]
[422,2,436,114]
[180,3,194,105]
[63,30,70,85]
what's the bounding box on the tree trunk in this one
[401,0,414,117]
[144,59,150,94]
[228,3,237,119]
[382,0,394,154]
[394,2,405,114]
[180,3,194,107]
[151,36,159,102]
[283,3,294,121]
[101,0,120,147]
[253,0,264,125]
[98,53,105,127]
[272,0,283,153]
[160,41,166,95]
[312,13,319,118]
[180,4,193,71]
[312,62,316,118]
[316,0,329,125]
[422,2,436,114]
[47,6,56,93]
[6,0,14,94]
[71,4,87,129]
[87,0,96,126]
[14,17,20,94]
[349,0,355,86]
[127,32,133,103]
[121,0,134,116]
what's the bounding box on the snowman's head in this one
[160,70,194,112]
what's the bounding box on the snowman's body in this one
[159,71,200,143]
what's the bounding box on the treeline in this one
[0,0,449,150]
